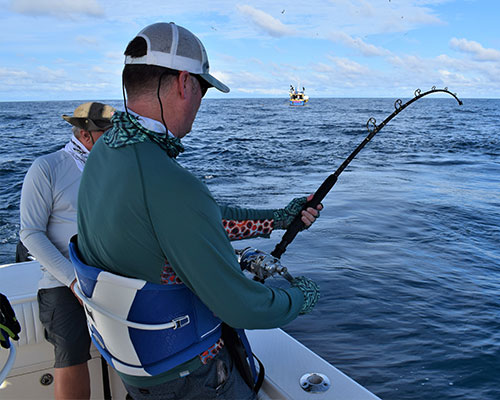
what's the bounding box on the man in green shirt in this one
[77,22,321,399]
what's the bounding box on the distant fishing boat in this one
[289,85,309,106]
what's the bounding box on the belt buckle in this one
[173,315,190,329]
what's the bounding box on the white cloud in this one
[438,69,469,84]
[327,56,371,75]
[315,62,335,73]
[0,67,29,79]
[1,0,499,99]
[36,66,67,82]
[0,64,119,100]
[307,56,383,94]
[436,54,500,87]
[0,67,32,93]
[9,0,104,17]
[236,5,296,37]
[385,51,500,95]
[228,70,272,86]
[104,51,125,63]
[210,70,231,86]
[320,0,444,36]
[329,31,391,57]
[236,87,283,95]
[76,36,100,47]
[449,38,500,61]
[388,55,432,75]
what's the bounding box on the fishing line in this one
[271,87,463,260]
[121,70,172,148]
[157,71,169,132]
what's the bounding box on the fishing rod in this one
[238,87,462,282]
[270,87,463,260]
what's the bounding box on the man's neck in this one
[126,95,181,137]
[127,109,169,135]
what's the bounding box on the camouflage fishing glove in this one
[291,276,320,315]
[274,196,317,230]
[0,293,21,349]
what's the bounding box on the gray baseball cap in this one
[125,22,229,93]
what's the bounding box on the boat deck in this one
[1,261,380,399]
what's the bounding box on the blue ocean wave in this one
[0,98,499,400]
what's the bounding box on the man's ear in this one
[80,129,90,143]
[79,129,93,150]
[177,71,190,99]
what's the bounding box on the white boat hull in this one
[0,261,380,399]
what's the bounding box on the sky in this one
[1,0,499,101]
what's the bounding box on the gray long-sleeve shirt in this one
[20,149,80,288]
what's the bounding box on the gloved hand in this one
[273,196,308,230]
[291,276,320,315]
[0,293,21,349]
[273,195,322,230]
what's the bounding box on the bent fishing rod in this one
[238,87,462,283]
[271,87,463,261]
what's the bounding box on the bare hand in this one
[300,194,323,227]
[70,279,83,306]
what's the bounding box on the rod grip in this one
[271,175,337,259]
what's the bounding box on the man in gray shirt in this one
[19,102,115,400]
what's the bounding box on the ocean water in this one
[1,96,499,399]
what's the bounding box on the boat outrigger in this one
[289,85,309,106]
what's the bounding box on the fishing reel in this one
[236,247,294,283]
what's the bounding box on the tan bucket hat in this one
[62,102,116,131]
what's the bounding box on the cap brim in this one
[199,73,230,93]
[62,115,86,129]
[89,119,113,131]
[62,116,112,131]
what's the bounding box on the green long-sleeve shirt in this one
[77,129,304,386]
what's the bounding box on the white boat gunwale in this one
[0,260,380,399]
